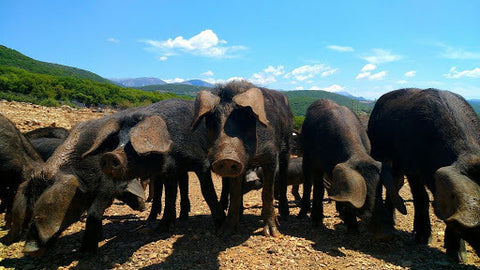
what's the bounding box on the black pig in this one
[15,109,153,255]
[368,88,480,262]
[250,157,304,201]
[191,80,293,237]
[0,114,43,229]
[24,127,70,161]
[95,99,224,232]
[300,99,405,237]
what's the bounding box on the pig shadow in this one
[0,214,164,269]
[139,214,258,270]
[281,217,479,270]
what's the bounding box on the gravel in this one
[0,100,479,270]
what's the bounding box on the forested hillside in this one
[139,83,209,97]
[284,90,374,116]
[0,45,111,84]
[0,66,181,108]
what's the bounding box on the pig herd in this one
[0,80,479,263]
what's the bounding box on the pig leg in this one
[277,152,290,220]
[384,165,404,227]
[261,164,281,237]
[178,172,190,221]
[292,184,301,202]
[220,177,230,211]
[444,225,467,263]
[336,202,358,232]
[408,174,432,245]
[146,178,154,202]
[158,174,178,232]
[217,176,241,237]
[298,159,313,219]
[374,165,403,240]
[80,189,114,253]
[311,170,325,227]
[147,175,163,222]
[196,170,225,230]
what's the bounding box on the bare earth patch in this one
[0,100,479,270]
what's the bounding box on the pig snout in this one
[212,158,244,177]
[23,239,45,257]
[101,152,127,179]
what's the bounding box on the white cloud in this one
[204,78,220,84]
[157,56,168,61]
[202,70,214,76]
[361,49,402,64]
[356,70,387,80]
[307,84,344,92]
[356,72,371,80]
[322,84,345,92]
[226,77,247,83]
[251,73,276,85]
[164,78,184,83]
[369,71,387,80]
[141,29,247,59]
[286,64,337,81]
[396,80,408,84]
[444,67,480,79]
[405,70,416,77]
[437,43,480,60]
[107,38,119,43]
[295,86,304,90]
[264,65,285,76]
[321,68,338,77]
[361,64,377,72]
[326,45,354,52]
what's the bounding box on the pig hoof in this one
[311,220,325,229]
[374,228,396,241]
[156,220,175,233]
[263,224,281,237]
[179,212,189,222]
[216,223,235,238]
[415,233,432,245]
[297,212,309,220]
[447,249,467,263]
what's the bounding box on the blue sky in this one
[1,0,480,99]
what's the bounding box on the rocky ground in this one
[0,100,479,270]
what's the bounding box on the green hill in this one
[0,45,111,84]
[0,65,182,108]
[284,90,374,116]
[139,83,210,97]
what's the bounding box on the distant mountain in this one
[181,79,214,88]
[110,77,167,87]
[336,91,369,101]
[0,45,111,84]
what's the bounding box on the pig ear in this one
[327,163,367,208]
[434,166,480,228]
[191,90,220,130]
[33,175,83,243]
[129,115,172,155]
[233,88,269,127]
[82,118,120,158]
[379,162,407,215]
[124,179,146,201]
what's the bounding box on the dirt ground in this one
[0,100,479,270]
